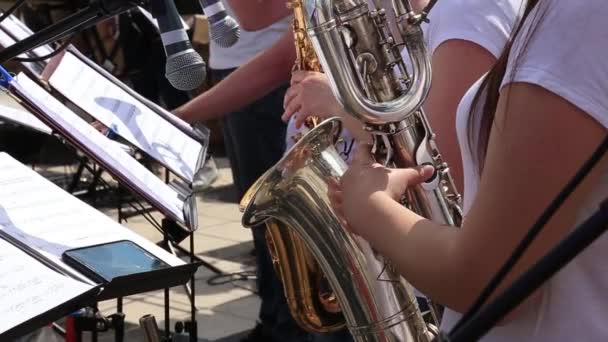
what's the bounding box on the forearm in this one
[176,31,295,123]
[226,0,291,30]
[357,194,466,307]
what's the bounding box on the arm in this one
[226,0,291,31]
[174,30,295,123]
[424,40,497,192]
[341,84,607,316]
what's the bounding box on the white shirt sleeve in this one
[425,0,522,58]
[502,0,608,129]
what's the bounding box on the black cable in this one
[207,270,258,294]
[13,34,74,62]
[448,198,608,341]
[451,135,608,333]
[0,0,27,25]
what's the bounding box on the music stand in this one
[2,72,205,341]
[0,15,219,274]
[0,152,200,341]
[0,14,116,197]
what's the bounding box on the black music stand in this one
[0,153,201,342]
[2,71,206,342]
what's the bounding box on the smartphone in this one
[62,240,170,283]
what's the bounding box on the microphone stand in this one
[441,197,608,342]
[0,0,145,63]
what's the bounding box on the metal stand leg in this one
[113,297,125,342]
[163,228,173,342]
[68,157,87,193]
[189,232,197,342]
[92,303,98,342]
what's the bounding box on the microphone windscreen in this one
[165,50,207,91]
[210,16,241,48]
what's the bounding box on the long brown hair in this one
[467,0,545,173]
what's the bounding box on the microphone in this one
[151,0,206,91]
[199,0,240,48]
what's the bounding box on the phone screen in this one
[63,240,170,282]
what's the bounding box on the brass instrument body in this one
[242,118,429,342]
[290,0,322,132]
[254,0,345,334]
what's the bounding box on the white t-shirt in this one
[423,0,522,57]
[209,1,292,70]
[449,1,608,341]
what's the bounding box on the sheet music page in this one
[0,15,55,57]
[49,52,203,182]
[0,152,185,271]
[12,73,187,224]
[0,237,94,335]
[0,29,42,75]
[0,99,53,134]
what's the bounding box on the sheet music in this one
[0,15,55,57]
[0,237,94,335]
[0,101,52,135]
[49,52,203,182]
[0,152,185,272]
[12,73,187,224]
[0,29,42,76]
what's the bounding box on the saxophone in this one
[289,0,322,143]
[241,0,461,341]
[240,0,346,333]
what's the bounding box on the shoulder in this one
[424,0,523,58]
[504,0,608,129]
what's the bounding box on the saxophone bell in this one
[242,118,433,342]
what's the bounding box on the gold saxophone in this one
[240,0,346,333]
[289,0,321,143]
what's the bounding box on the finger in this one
[291,71,316,85]
[327,177,341,190]
[282,96,302,123]
[397,164,436,186]
[281,110,297,123]
[327,187,343,206]
[294,109,311,129]
[283,86,298,110]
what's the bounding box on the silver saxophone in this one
[306,0,462,227]
[241,0,462,341]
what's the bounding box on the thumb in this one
[397,164,436,186]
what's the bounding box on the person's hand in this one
[172,106,192,123]
[282,71,343,128]
[97,17,118,40]
[334,144,435,237]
